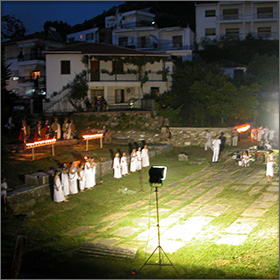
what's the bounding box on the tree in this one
[43,20,72,41]
[245,53,279,92]
[1,15,26,40]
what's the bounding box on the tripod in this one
[138,183,179,276]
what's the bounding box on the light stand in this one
[138,181,179,276]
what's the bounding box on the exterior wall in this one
[67,28,99,43]
[196,1,279,47]
[45,53,84,97]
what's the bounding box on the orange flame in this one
[82,134,104,140]
[26,139,56,148]
[236,124,251,133]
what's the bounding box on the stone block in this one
[36,172,49,185]
[24,174,39,186]
[178,153,189,161]
[184,142,191,146]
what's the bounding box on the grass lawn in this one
[1,142,279,279]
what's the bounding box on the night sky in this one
[1,1,125,35]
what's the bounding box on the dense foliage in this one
[1,15,26,40]
[155,61,259,127]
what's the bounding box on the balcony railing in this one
[124,42,193,51]
[217,12,278,21]
[18,76,46,84]
[116,21,154,29]
[18,54,45,61]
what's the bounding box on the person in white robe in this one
[54,170,68,203]
[266,150,274,182]
[136,147,142,170]
[130,148,137,172]
[212,135,221,163]
[120,152,129,176]
[61,163,70,197]
[141,145,150,168]
[78,163,85,192]
[69,162,78,194]
[113,153,122,179]
[84,157,96,189]
[205,130,213,151]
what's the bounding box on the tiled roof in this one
[44,42,169,57]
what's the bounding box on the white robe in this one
[266,155,274,177]
[130,152,137,172]
[141,148,150,167]
[78,169,85,190]
[120,156,128,175]
[136,150,142,170]
[61,171,70,196]
[84,162,96,188]
[53,177,65,202]
[69,167,78,194]
[212,139,221,162]
[113,157,122,179]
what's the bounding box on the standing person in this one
[53,170,68,203]
[69,162,78,194]
[1,177,8,211]
[51,117,61,140]
[34,120,43,141]
[113,152,122,179]
[120,152,129,176]
[231,128,238,147]
[266,150,274,182]
[263,126,269,142]
[84,157,96,189]
[18,120,30,144]
[269,129,275,143]
[257,126,264,142]
[61,163,70,198]
[130,148,137,173]
[77,163,85,192]
[136,147,142,171]
[62,118,70,140]
[42,118,51,139]
[250,127,257,142]
[68,118,76,139]
[166,126,172,144]
[204,130,213,151]
[219,132,226,155]
[141,145,150,168]
[212,135,221,163]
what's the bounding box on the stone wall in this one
[7,144,172,213]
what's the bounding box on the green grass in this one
[1,144,279,279]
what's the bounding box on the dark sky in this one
[1,1,125,35]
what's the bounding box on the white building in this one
[67,27,99,43]
[106,9,195,61]
[3,32,66,97]
[196,1,279,48]
[43,42,173,113]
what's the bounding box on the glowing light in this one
[236,124,251,133]
[25,139,56,148]
[82,134,104,140]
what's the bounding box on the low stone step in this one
[78,242,137,259]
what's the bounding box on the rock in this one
[24,174,39,186]
[178,153,189,161]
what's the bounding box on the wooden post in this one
[32,147,35,161]
[10,236,27,279]
[86,139,89,151]
[100,137,103,148]
[52,143,55,156]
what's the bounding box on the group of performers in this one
[53,157,97,203]
[113,145,150,179]
[19,117,76,144]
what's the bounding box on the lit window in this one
[32,71,40,79]
[80,34,83,39]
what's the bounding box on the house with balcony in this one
[2,32,66,97]
[43,42,173,113]
[195,1,279,48]
[107,9,195,61]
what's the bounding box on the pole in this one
[86,139,89,151]
[52,143,55,156]
[100,137,103,148]
[32,147,35,161]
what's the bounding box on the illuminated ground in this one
[1,143,279,279]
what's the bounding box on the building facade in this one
[43,42,173,112]
[3,32,66,97]
[196,1,279,48]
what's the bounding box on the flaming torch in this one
[82,133,104,151]
[25,139,57,160]
[236,124,251,133]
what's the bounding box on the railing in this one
[123,42,193,51]
[254,12,278,20]
[217,12,278,21]
[18,54,45,61]
[218,32,278,40]
[218,14,242,21]
[116,21,154,29]
[18,76,46,84]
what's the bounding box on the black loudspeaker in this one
[149,166,167,184]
